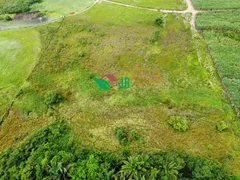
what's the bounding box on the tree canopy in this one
[0,120,238,180]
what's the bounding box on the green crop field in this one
[109,0,187,10]
[0,28,40,116]
[204,31,240,112]
[196,10,240,31]
[192,0,240,9]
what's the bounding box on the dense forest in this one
[0,120,238,179]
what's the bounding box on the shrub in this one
[129,129,141,142]
[216,121,228,132]
[114,127,141,145]
[155,17,163,26]
[150,30,160,43]
[168,116,189,132]
[114,126,128,145]
[78,51,85,57]
[89,73,96,79]
[4,15,12,21]
[44,91,63,106]
[121,147,130,157]
[35,12,46,18]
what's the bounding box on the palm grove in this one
[0,121,237,179]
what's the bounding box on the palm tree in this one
[120,155,150,180]
[49,162,72,180]
[161,162,179,180]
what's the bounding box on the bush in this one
[114,126,128,145]
[216,121,228,132]
[168,116,189,132]
[129,129,141,142]
[155,17,163,26]
[114,127,141,145]
[4,15,12,21]
[78,51,85,57]
[150,30,160,43]
[44,91,63,106]
[35,12,46,18]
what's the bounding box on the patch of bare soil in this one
[13,11,40,20]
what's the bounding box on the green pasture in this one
[109,0,187,10]
[0,29,40,116]
[192,0,240,9]
[0,2,238,175]
[31,0,95,16]
[196,10,240,31]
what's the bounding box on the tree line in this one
[0,120,238,179]
[0,0,42,14]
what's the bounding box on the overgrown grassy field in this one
[204,31,240,112]
[109,0,187,10]
[192,0,240,9]
[0,28,40,116]
[1,2,240,175]
[196,10,240,31]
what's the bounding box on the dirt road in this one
[104,0,200,30]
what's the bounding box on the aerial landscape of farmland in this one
[0,0,240,179]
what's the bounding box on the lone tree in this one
[155,17,163,26]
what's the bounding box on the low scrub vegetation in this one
[216,121,228,132]
[44,90,63,106]
[168,116,189,132]
[114,126,141,145]
[0,121,237,179]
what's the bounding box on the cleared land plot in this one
[109,0,187,10]
[196,10,240,31]
[0,29,40,116]
[1,2,240,175]
[192,0,240,9]
[204,31,240,112]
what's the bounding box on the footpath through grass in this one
[109,0,187,10]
